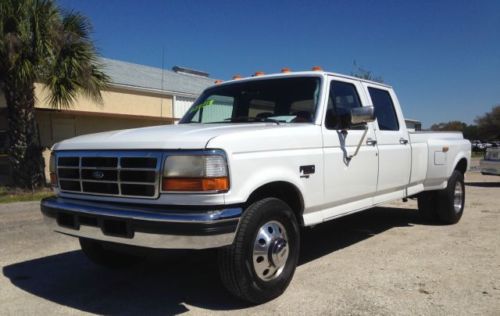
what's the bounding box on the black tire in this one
[435,170,465,224]
[217,197,300,304]
[418,170,465,225]
[417,191,439,222]
[79,238,144,268]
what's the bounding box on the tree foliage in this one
[474,105,500,140]
[430,121,479,140]
[430,121,467,132]
[0,0,109,188]
[463,125,479,141]
[350,60,384,83]
[430,105,500,141]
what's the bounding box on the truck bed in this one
[409,131,471,192]
[409,131,465,142]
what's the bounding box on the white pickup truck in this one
[41,70,471,303]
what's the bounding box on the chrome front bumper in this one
[41,197,242,249]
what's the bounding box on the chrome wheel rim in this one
[252,220,289,281]
[453,182,463,213]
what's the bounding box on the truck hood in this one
[53,123,298,151]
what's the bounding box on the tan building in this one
[0,58,214,184]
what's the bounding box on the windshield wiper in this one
[254,117,284,125]
[222,117,285,125]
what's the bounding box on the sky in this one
[58,0,500,127]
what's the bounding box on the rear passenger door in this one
[362,84,411,202]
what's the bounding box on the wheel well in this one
[455,158,467,175]
[246,181,305,226]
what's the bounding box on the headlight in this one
[49,153,58,187]
[162,155,229,192]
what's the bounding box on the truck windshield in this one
[180,77,321,124]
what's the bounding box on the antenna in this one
[160,46,165,118]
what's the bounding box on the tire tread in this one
[218,197,298,303]
[417,170,465,225]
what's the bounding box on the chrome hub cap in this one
[453,182,463,213]
[252,221,289,281]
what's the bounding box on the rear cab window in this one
[368,87,400,131]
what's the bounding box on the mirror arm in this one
[347,125,369,162]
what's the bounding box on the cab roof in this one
[214,70,393,89]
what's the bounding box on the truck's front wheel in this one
[79,238,143,268]
[218,197,300,304]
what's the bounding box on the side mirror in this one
[351,106,375,125]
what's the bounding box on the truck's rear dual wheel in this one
[79,238,144,268]
[218,197,300,304]
[417,170,465,224]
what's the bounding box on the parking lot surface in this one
[1,171,499,315]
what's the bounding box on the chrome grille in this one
[56,151,162,198]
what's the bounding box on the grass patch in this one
[0,186,54,204]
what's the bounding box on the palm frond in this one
[30,0,59,65]
[43,11,109,109]
[61,11,92,40]
[1,0,109,109]
[1,0,59,85]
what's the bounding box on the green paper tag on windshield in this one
[190,99,215,113]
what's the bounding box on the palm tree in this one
[0,0,109,189]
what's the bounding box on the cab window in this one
[325,81,362,129]
[368,87,400,131]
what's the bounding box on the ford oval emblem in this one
[92,170,105,179]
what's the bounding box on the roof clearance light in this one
[214,80,223,84]
[311,66,323,71]
[254,71,265,76]
[281,67,291,73]
[232,74,242,80]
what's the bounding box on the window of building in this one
[368,87,399,131]
[174,96,197,119]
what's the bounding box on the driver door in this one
[321,77,379,220]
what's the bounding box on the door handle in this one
[399,138,409,145]
[366,138,377,146]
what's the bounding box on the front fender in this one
[224,164,306,206]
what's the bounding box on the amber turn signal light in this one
[162,177,229,192]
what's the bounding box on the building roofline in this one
[108,82,201,99]
[35,107,176,122]
[100,57,215,97]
